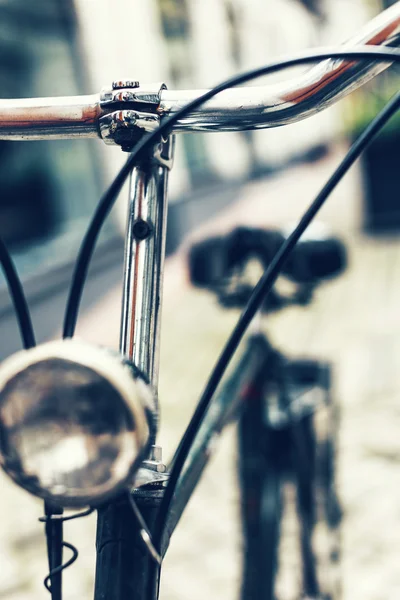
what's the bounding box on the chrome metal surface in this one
[150,445,162,463]
[0,339,152,507]
[131,448,169,490]
[112,80,140,90]
[153,134,175,169]
[132,468,169,487]
[100,82,167,106]
[99,82,167,148]
[99,110,160,148]
[142,445,167,473]
[159,3,400,132]
[119,137,174,388]
[0,94,100,139]
[0,4,398,140]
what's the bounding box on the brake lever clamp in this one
[99,80,167,152]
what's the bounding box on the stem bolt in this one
[132,219,153,240]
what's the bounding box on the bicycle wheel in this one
[312,379,342,600]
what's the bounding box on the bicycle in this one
[0,2,399,599]
[187,225,346,600]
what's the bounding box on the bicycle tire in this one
[289,370,342,600]
[237,377,283,600]
[237,356,342,600]
[313,384,342,599]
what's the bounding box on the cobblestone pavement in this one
[1,147,400,599]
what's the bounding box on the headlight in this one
[0,339,155,507]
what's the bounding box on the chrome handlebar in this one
[159,3,400,133]
[0,2,399,142]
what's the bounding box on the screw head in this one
[132,219,153,240]
[112,80,140,90]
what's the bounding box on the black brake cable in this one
[0,229,65,598]
[63,46,400,339]
[153,89,400,556]
[0,237,35,349]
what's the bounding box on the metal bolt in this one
[112,80,140,90]
[132,219,153,240]
[150,445,162,462]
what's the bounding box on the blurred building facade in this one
[0,0,384,268]
[0,0,105,282]
[75,0,374,203]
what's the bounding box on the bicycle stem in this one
[0,2,399,142]
[119,137,174,389]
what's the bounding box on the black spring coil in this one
[43,542,78,593]
[39,497,160,598]
[39,508,94,596]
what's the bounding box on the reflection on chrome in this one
[159,2,400,132]
[0,3,398,139]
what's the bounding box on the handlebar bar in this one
[0,2,399,141]
[160,3,400,133]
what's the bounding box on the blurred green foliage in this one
[343,72,400,139]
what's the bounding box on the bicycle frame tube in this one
[161,334,269,555]
[0,4,399,139]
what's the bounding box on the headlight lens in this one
[0,339,154,507]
